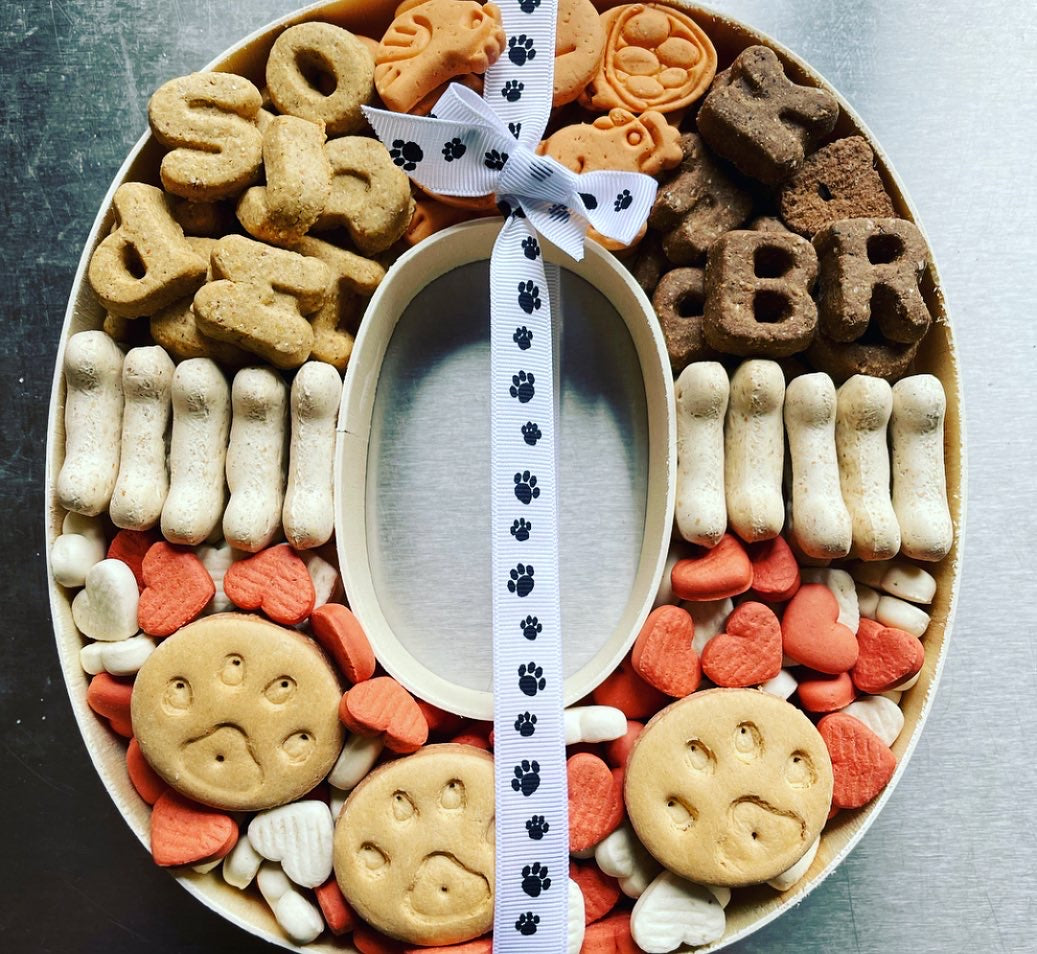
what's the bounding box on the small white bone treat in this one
[850,558,936,604]
[595,821,662,899]
[248,800,334,889]
[855,582,881,619]
[630,870,726,952]
[300,549,342,610]
[767,835,820,891]
[56,330,125,516]
[835,374,900,560]
[876,594,930,637]
[842,695,906,747]
[256,862,325,945]
[849,559,889,589]
[198,541,246,613]
[707,885,731,908]
[51,511,107,588]
[784,372,852,559]
[568,878,586,954]
[222,832,265,890]
[800,567,859,633]
[684,597,733,655]
[882,689,904,705]
[71,559,140,641]
[724,359,785,542]
[564,706,628,745]
[328,733,384,790]
[80,634,157,676]
[192,857,223,875]
[891,374,953,561]
[652,540,683,608]
[890,669,921,692]
[329,785,348,819]
[223,366,289,551]
[674,362,729,547]
[162,358,231,545]
[760,668,798,700]
[283,361,341,550]
[109,346,175,530]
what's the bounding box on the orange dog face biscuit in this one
[625,688,833,886]
[334,744,495,945]
[539,108,682,177]
[581,3,717,114]
[131,613,344,811]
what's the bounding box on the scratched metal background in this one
[1,0,1035,951]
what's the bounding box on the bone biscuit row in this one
[57,331,341,552]
[674,360,953,562]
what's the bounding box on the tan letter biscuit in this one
[148,72,264,202]
[554,0,606,107]
[87,183,208,318]
[334,744,495,945]
[625,688,833,887]
[131,613,344,812]
[266,22,375,135]
[651,266,718,372]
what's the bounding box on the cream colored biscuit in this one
[625,688,833,887]
[131,613,344,811]
[334,744,495,945]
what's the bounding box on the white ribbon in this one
[364,3,657,947]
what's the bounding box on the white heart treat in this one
[248,800,334,888]
[631,870,726,953]
[71,559,140,641]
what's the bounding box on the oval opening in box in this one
[336,219,676,719]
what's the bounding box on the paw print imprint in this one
[484,149,508,171]
[515,911,540,935]
[502,80,524,103]
[510,370,535,403]
[521,236,541,260]
[518,0,540,12]
[525,814,549,840]
[508,563,534,596]
[508,35,537,67]
[509,121,523,139]
[510,518,532,542]
[512,760,541,796]
[521,862,551,897]
[442,138,466,162]
[615,189,633,212]
[514,712,537,737]
[517,661,545,696]
[548,203,571,223]
[521,421,542,446]
[513,325,533,349]
[579,192,599,210]
[517,280,541,314]
[390,140,423,171]
[514,471,540,505]
[520,615,542,641]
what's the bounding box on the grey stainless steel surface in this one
[1,0,1034,951]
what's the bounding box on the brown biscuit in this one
[704,229,819,357]
[266,22,375,135]
[131,613,344,812]
[747,215,791,234]
[697,45,839,185]
[625,688,833,887]
[626,231,669,296]
[168,196,235,237]
[405,194,484,246]
[554,0,606,107]
[648,132,754,265]
[806,329,919,384]
[651,266,718,372]
[334,744,495,945]
[779,137,895,237]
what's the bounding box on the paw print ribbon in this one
[364,2,657,949]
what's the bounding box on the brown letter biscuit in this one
[625,688,833,887]
[131,613,344,812]
[651,266,718,372]
[334,744,495,945]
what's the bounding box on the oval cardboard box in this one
[44,0,967,950]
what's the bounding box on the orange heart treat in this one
[339,676,429,753]
[568,752,626,852]
[310,603,377,685]
[137,541,215,637]
[700,601,782,687]
[127,737,168,805]
[570,860,621,923]
[314,877,357,936]
[86,672,134,738]
[796,671,857,713]
[223,543,316,625]
[582,912,639,954]
[851,618,925,694]
[631,604,702,697]
[747,535,801,602]
[149,789,239,867]
[592,656,669,719]
[781,583,859,673]
[671,533,753,601]
[817,712,897,809]
[106,528,159,590]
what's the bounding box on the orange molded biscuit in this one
[747,535,801,602]
[817,712,896,809]
[570,860,621,923]
[796,671,857,713]
[781,583,859,673]
[310,603,377,685]
[149,789,238,867]
[107,528,158,591]
[223,543,316,625]
[851,618,924,693]
[314,877,357,935]
[700,601,783,688]
[339,676,429,753]
[127,737,168,805]
[671,533,753,601]
[604,719,643,769]
[581,912,639,953]
[591,657,669,720]
[631,605,701,697]
[554,0,607,107]
[87,672,134,738]
[137,541,215,637]
[568,752,625,852]
[416,700,466,737]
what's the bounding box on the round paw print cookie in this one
[334,744,495,945]
[131,613,344,811]
[625,688,833,886]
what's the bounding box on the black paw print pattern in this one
[514,471,540,505]
[520,615,542,641]
[484,149,508,171]
[509,121,523,139]
[514,711,537,737]
[517,280,541,314]
[508,35,537,67]
[521,862,552,898]
[497,200,526,219]
[521,236,541,261]
[518,661,545,696]
[548,203,570,223]
[502,80,524,103]
[526,814,549,839]
[508,563,535,596]
[510,517,532,541]
[389,139,423,171]
[513,325,533,350]
[441,137,466,162]
[510,370,535,403]
[522,421,542,446]
[512,760,541,796]
[579,192,599,210]
[518,0,540,12]
[516,912,540,935]
[615,189,633,212]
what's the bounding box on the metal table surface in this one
[1,0,1033,951]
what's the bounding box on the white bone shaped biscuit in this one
[51,512,107,588]
[256,862,325,945]
[565,706,628,745]
[300,550,342,611]
[197,541,246,613]
[630,870,726,952]
[760,668,798,700]
[222,833,265,890]
[595,821,662,899]
[568,878,586,954]
[328,733,383,791]
[80,634,157,676]
[71,559,139,641]
[842,695,905,747]
[248,800,334,889]
[875,594,930,637]
[767,835,820,892]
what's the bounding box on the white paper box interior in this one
[43,0,966,950]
